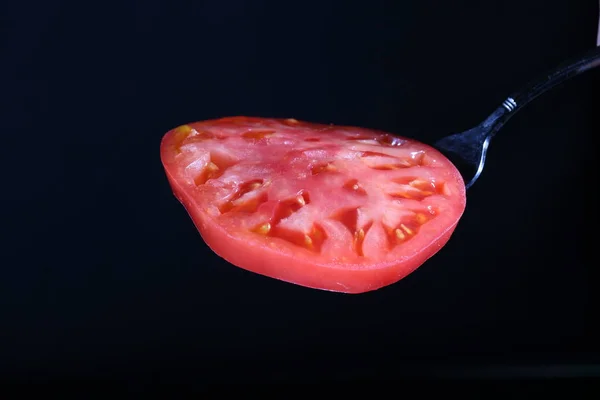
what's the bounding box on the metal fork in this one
[434,46,600,190]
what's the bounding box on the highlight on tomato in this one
[160,117,466,294]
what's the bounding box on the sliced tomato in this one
[160,117,466,294]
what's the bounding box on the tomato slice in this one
[160,117,466,294]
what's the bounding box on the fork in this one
[434,46,600,190]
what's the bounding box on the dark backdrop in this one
[1,0,599,385]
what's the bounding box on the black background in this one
[1,0,599,385]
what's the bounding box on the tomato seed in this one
[271,193,310,226]
[298,190,310,205]
[172,125,193,153]
[175,124,192,135]
[353,222,372,257]
[252,223,271,235]
[356,229,365,240]
[304,235,313,247]
[415,213,428,225]
[394,228,406,241]
[354,229,366,256]
[343,179,367,195]
[400,224,414,236]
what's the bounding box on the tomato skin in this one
[161,117,466,294]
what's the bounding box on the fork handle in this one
[481,46,600,136]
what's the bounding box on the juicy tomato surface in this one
[160,117,466,294]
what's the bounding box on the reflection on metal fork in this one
[433,46,600,190]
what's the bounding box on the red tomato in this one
[160,117,466,294]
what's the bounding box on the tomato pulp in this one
[161,117,466,294]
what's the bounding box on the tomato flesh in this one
[160,117,466,294]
